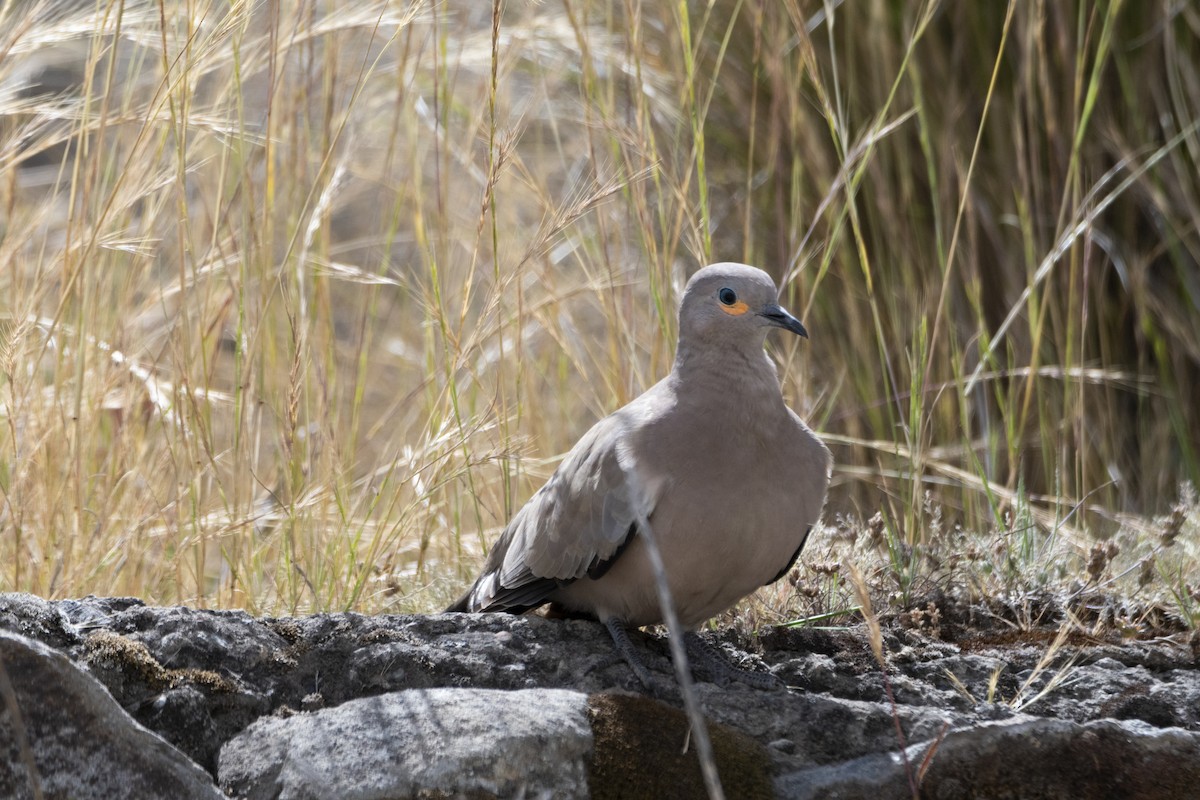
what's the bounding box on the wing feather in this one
[454,407,659,613]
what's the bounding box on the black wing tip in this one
[445,574,562,616]
[445,593,471,613]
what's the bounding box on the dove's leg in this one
[604,619,781,692]
[604,617,659,691]
[684,631,785,690]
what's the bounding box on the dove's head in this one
[676,263,808,353]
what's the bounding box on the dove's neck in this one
[671,336,784,405]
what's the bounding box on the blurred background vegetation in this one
[0,1,1196,623]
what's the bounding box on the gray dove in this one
[448,263,831,689]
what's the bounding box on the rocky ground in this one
[1,591,1198,798]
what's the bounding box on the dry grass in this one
[0,1,1197,621]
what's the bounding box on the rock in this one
[1,593,1198,798]
[586,693,775,800]
[0,592,82,650]
[219,687,593,799]
[0,630,227,800]
[694,684,958,772]
[775,716,1200,800]
[218,688,776,800]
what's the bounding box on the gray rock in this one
[0,630,227,800]
[0,592,81,649]
[217,687,779,800]
[1,593,1198,798]
[219,687,592,799]
[693,683,960,772]
[776,716,1200,800]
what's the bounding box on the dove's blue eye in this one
[718,288,737,305]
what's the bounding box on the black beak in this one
[758,304,809,338]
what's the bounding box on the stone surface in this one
[0,629,227,800]
[587,692,776,800]
[1,592,1197,798]
[219,687,593,799]
[776,716,1200,800]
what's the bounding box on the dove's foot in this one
[684,631,786,691]
[603,617,675,696]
